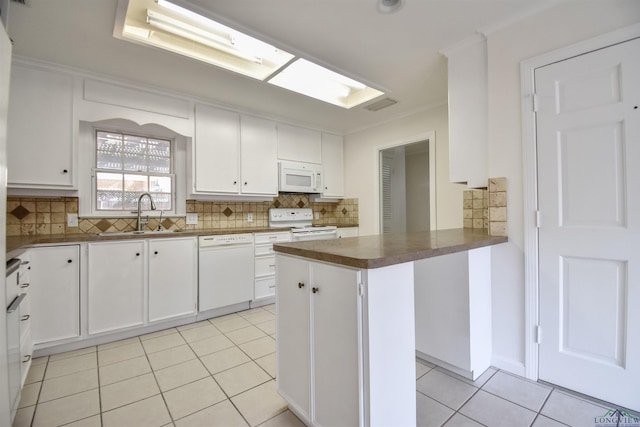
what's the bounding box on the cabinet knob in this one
[136,253,140,256]
[244,182,248,185]
[67,259,73,263]
[298,282,304,289]
[62,169,69,174]
[233,181,237,185]
[312,287,319,294]
[154,251,158,255]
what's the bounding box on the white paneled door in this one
[536,38,640,410]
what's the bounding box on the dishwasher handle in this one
[7,293,27,313]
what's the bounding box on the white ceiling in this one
[6,0,559,134]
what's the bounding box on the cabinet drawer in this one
[254,232,290,245]
[255,277,276,300]
[255,245,275,257]
[255,256,276,277]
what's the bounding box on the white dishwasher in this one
[199,234,255,312]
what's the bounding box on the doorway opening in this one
[379,138,436,233]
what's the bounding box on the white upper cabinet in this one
[240,115,278,195]
[320,133,344,198]
[277,123,322,164]
[193,104,241,194]
[7,63,76,189]
[443,35,488,189]
[192,105,278,196]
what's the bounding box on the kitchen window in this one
[94,130,174,212]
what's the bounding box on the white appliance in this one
[278,161,323,193]
[269,208,337,241]
[198,234,255,312]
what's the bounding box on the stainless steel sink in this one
[96,230,180,236]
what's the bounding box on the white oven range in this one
[269,208,337,241]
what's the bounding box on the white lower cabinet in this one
[148,238,197,322]
[29,245,80,344]
[17,257,32,386]
[88,240,145,335]
[276,255,362,426]
[88,237,198,335]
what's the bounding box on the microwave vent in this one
[364,98,398,112]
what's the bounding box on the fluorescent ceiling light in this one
[119,0,293,80]
[268,59,384,109]
[116,0,384,108]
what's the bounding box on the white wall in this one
[344,104,464,235]
[486,0,640,374]
[0,22,12,425]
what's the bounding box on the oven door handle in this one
[7,293,27,314]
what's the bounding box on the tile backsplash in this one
[463,177,507,237]
[6,195,359,237]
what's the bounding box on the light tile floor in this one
[13,304,639,427]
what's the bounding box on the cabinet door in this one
[7,64,75,188]
[445,38,488,188]
[277,123,322,164]
[310,262,361,427]
[148,238,197,322]
[275,255,311,420]
[30,246,80,344]
[321,133,344,198]
[240,115,277,195]
[194,104,240,193]
[88,241,145,335]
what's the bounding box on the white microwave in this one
[278,161,323,193]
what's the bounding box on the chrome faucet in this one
[137,192,157,231]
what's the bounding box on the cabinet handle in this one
[62,169,69,174]
[67,259,73,263]
[298,282,304,289]
[269,264,275,268]
[20,261,30,266]
[22,355,31,363]
[312,287,319,294]
[20,283,30,288]
[20,314,30,321]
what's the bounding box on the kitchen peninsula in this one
[273,229,507,426]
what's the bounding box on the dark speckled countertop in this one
[273,228,507,269]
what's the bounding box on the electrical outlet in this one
[186,213,198,225]
[314,212,320,220]
[247,213,253,222]
[67,213,78,227]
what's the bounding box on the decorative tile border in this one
[6,195,359,236]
